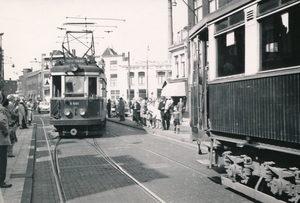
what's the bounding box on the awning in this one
[161,81,186,97]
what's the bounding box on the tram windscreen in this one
[65,76,85,97]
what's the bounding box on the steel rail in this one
[39,117,66,203]
[104,127,221,184]
[84,138,166,203]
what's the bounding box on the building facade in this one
[101,47,172,103]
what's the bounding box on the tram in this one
[189,1,300,202]
[49,30,107,137]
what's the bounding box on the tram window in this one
[89,77,97,96]
[260,5,300,71]
[65,76,85,97]
[216,26,245,77]
[52,76,61,97]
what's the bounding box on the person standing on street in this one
[107,99,112,118]
[18,99,27,129]
[118,97,125,121]
[131,99,141,126]
[158,96,167,130]
[6,95,18,158]
[177,98,184,122]
[26,99,34,126]
[0,93,12,188]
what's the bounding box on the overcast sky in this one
[0,0,187,80]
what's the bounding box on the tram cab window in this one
[52,76,61,97]
[88,77,97,96]
[65,76,85,97]
[260,4,300,71]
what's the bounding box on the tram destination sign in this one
[65,59,86,63]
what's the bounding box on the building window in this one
[175,56,179,77]
[111,90,120,100]
[209,0,216,13]
[138,72,145,85]
[110,60,117,69]
[110,74,117,87]
[217,26,245,77]
[130,72,134,86]
[157,89,162,98]
[157,71,165,84]
[260,4,300,71]
[180,54,185,77]
[194,0,203,23]
[139,89,146,99]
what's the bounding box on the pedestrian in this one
[172,105,180,134]
[0,92,12,188]
[131,99,141,126]
[6,95,18,158]
[26,98,34,126]
[164,97,173,130]
[140,98,147,126]
[118,97,125,121]
[177,98,184,122]
[158,96,167,130]
[107,99,111,118]
[154,99,161,129]
[18,99,28,129]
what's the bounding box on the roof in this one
[102,47,118,57]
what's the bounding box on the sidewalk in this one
[107,114,203,150]
[1,124,36,203]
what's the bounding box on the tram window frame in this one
[88,77,97,97]
[52,76,61,97]
[259,4,300,71]
[216,26,245,77]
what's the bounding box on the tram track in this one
[104,127,221,185]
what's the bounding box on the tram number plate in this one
[70,102,79,105]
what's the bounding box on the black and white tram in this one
[49,30,107,137]
[188,1,300,202]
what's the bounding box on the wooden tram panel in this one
[209,73,300,146]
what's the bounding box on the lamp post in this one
[146,46,149,98]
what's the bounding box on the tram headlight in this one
[79,108,86,116]
[64,109,71,116]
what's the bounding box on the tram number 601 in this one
[70,102,79,105]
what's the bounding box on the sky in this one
[0,0,187,80]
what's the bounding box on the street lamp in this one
[146,46,150,98]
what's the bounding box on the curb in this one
[21,124,37,203]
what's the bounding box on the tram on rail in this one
[189,1,300,202]
[49,30,107,137]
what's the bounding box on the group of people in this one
[131,96,185,134]
[106,97,126,121]
[0,93,34,189]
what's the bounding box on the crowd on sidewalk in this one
[107,96,186,134]
[0,92,34,189]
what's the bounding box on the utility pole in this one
[127,52,131,102]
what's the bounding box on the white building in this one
[100,47,172,103]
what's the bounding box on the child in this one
[146,109,153,128]
[154,99,162,129]
[172,105,180,134]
